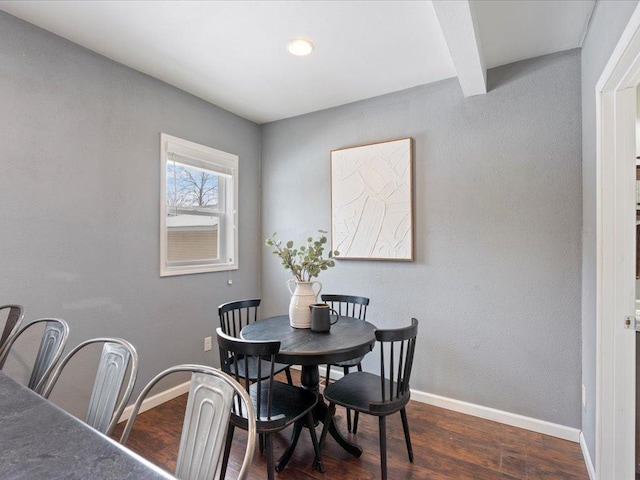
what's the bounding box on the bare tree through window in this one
[167,162,219,210]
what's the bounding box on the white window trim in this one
[160,133,238,277]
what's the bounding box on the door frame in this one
[596,5,640,479]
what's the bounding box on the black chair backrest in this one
[218,299,261,338]
[321,294,369,320]
[375,318,418,405]
[216,328,280,422]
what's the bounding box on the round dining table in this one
[241,314,376,468]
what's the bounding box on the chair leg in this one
[306,411,324,472]
[259,433,264,453]
[276,420,304,472]
[319,402,336,449]
[325,364,332,387]
[265,433,275,480]
[353,411,360,435]
[379,416,388,480]
[344,366,352,432]
[220,424,235,480]
[400,407,414,462]
[285,366,293,385]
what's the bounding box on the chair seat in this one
[229,356,290,381]
[324,371,409,415]
[333,355,364,368]
[232,380,318,432]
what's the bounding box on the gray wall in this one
[0,12,261,408]
[580,0,640,462]
[261,50,583,428]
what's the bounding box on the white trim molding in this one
[118,380,190,424]
[411,390,580,443]
[594,4,640,479]
[319,365,580,442]
[581,431,597,480]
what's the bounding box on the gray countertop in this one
[0,371,176,480]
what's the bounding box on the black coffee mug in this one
[309,304,339,332]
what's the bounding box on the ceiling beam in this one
[432,0,487,97]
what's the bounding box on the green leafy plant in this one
[265,230,339,282]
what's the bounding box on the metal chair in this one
[120,364,256,480]
[0,317,69,394]
[217,328,323,480]
[321,293,370,432]
[320,318,418,480]
[218,298,293,385]
[41,337,138,436]
[0,304,24,365]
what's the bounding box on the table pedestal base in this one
[275,365,362,472]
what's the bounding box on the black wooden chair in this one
[216,328,323,480]
[218,298,293,385]
[0,304,24,364]
[319,318,418,480]
[321,293,369,432]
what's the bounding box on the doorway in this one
[596,8,640,480]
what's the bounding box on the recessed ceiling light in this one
[286,38,314,56]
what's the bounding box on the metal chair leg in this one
[285,367,293,385]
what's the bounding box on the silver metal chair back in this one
[0,305,24,366]
[41,338,138,436]
[0,318,69,394]
[120,364,256,480]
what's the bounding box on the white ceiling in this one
[0,0,595,124]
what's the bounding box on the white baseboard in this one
[580,432,596,480]
[318,365,580,443]
[410,389,580,443]
[118,381,190,423]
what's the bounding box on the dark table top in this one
[0,371,175,480]
[241,314,376,365]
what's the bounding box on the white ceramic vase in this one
[287,279,322,328]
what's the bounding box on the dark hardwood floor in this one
[112,371,588,480]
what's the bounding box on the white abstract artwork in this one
[331,138,413,261]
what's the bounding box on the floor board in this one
[112,372,588,480]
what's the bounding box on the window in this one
[160,134,238,276]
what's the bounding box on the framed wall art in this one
[330,137,414,261]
